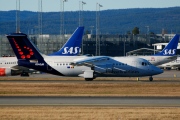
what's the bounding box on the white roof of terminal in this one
[153,43,180,49]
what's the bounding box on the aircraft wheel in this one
[149,76,153,81]
[85,78,94,81]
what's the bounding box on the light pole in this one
[16,0,20,33]
[79,1,86,26]
[145,26,149,34]
[124,35,126,56]
[96,3,103,56]
[38,0,42,36]
[90,26,94,34]
[60,0,68,45]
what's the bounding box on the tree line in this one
[0,7,180,35]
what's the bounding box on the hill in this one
[0,7,180,34]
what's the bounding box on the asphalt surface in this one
[0,96,180,107]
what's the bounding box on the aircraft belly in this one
[94,66,156,77]
[96,72,151,77]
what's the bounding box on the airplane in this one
[0,26,84,76]
[6,32,163,81]
[158,56,180,70]
[130,34,179,66]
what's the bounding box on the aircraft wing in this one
[11,65,37,73]
[71,56,111,67]
[11,65,28,70]
[167,55,178,60]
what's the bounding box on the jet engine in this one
[0,68,21,76]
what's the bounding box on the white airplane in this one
[129,34,179,66]
[0,27,84,76]
[158,57,180,70]
[6,33,163,81]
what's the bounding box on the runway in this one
[0,96,180,107]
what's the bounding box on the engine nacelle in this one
[0,68,21,76]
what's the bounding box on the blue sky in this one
[0,0,179,12]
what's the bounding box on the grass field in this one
[0,106,180,120]
[0,82,180,96]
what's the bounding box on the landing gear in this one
[85,78,94,81]
[21,72,29,77]
[149,76,153,81]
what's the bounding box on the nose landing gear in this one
[149,76,153,81]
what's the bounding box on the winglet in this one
[154,34,179,56]
[49,26,84,56]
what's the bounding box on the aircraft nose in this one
[154,66,163,75]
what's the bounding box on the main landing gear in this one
[149,76,153,81]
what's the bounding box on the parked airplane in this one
[158,56,180,70]
[131,34,179,66]
[0,27,84,76]
[6,33,163,81]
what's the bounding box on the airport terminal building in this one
[0,34,177,57]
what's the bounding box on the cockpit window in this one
[142,61,152,66]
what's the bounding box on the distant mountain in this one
[0,7,180,35]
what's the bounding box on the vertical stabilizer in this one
[49,26,84,56]
[6,33,44,61]
[154,34,179,56]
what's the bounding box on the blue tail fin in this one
[154,34,179,56]
[6,33,44,61]
[49,26,84,56]
[6,33,64,76]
